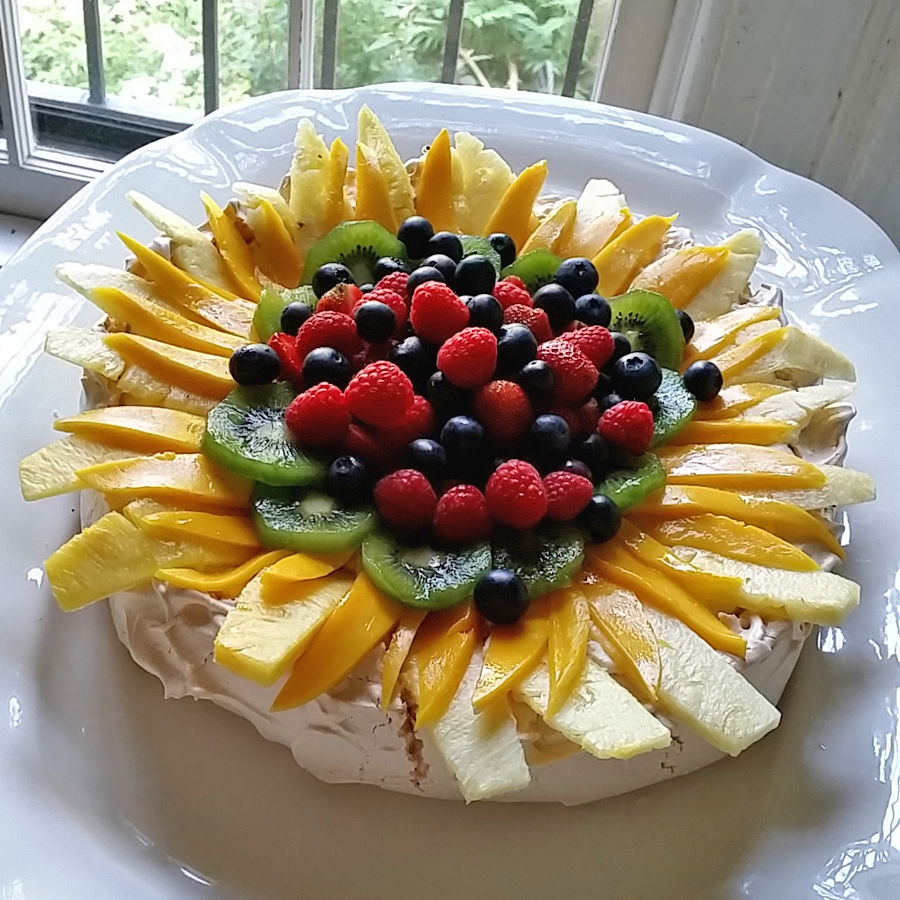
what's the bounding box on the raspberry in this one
[543,471,593,521]
[597,400,654,455]
[376,271,410,302]
[493,278,532,311]
[503,304,553,343]
[410,282,469,344]
[560,326,614,369]
[434,485,492,544]
[359,340,395,364]
[295,311,362,362]
[375,395,435,451]
[374,469,437,531]
[345,360,414,427]
[536,338,598,406]
[472,381,533,444]
[356,286,409,333]
[548,405,580,437]
[575,398,600,436]
[316,283,362,315]
[436,327,498,389]
[284,383,349,449]
[267,332,303,383]
[504,275,528,292]
[343,423,391,469]
[485,460,548,530]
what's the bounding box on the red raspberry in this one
[436,327,498,389]
[267,332,303,383]
[359,340,395,364]
[485,460,548,530]
[295,311,362,362]
[543,471,593,521]
[472,381,533,444]
[376,271,410,302]
[355,286,409,333]
[503,304,553,343]
[410,282,469,344]
[561,326,614,369]
[375,395,435,452]
[316,283,362,315]
[284,383,349,449]
[493,279,532,311]
[537,338,599,405]
[504,275,528,292]
[597,400,654,455]
[374,469,437,531]
[433,484,492,544]
[575,398,601,436]
[343,423,392,469]
[345,360,414,427]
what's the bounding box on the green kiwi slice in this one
[609,290,686,370]
[594,453,666,511]
[491,526,585,599]
[202,384,325,486]
[460,235,502,276]
[301,221,406,286]
[361,533,492,610]
[253,485,376,552]
[253,284,316,342]
[650,368,696,447]
[500,249,562,293]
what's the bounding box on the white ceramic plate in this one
[0,84,897,899]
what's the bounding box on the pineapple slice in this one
[743,381,855,426]
[521,200,577,256]
[116,363,217,417]
[451,131,514,236]
[232,188,302,287]
[44,327,125,379]
[559,178,629,259]
[357,105,415,225]
[742,464,875,510]
[53,406,206,454]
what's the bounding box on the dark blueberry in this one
[677,309,695,343]
[397,216,434,259]
[488,233,517,269]
[373,257,408,281]
[683,360,723,401]
[359,283,375,294]
[496,323,538,375]
[280,301,313,336]
[555,257,599,297]
[229,343,280,386]
[326,455,371,504]
[574,293,611,327]
[558,458,593,480]
[580,494,621,543]
[354,301,396,343]
[474,569,529,625]
[312,262,354,298]
[593,371,615,399]
[390,336,435,388]
[528,414,571,462]
[427,231,464,263]
[612,352,662,401]
[440,415,485,466]
[421,253,457,282]
[407,438,447,483]
[302,346,351,388]
[597,392,624,413]
[517,359,555,401]
[427,371,469,418]
[454,255,496,296]
[573,433,612,479]
[533,283,576,332]
[466,294,504,335]
[407,266,445,295]
[604,331,632,373]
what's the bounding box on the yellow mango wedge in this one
[559,178,629,259]
[546,587,590,716]
[630,245,730,308]
[683,305,782,366]
[693,383,788,420]
[592,215,675,298]
[450,131,514,236]
[711,326,790,382]
[201,193,262,301]
[53,406,206,455]
[483,161,548,252]
[667,417,798,446]
[415,128,456,232]
[245,197,302,288]
[272,573,402,711]
[381,609,427,710]
[44,327,125,380]
[357,105,415,225]
[156,549,287,598]
[260,548,356,602]
[355,142,398,233]
[138,510,260,549]
[520,200,577,255]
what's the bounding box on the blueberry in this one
[427,371,469,418]
[359,283,375,294]
[280,301,313,336]
[229,343,280,386]
[517,359,555,401]
[573,433,612,479]
[421,253,457,282]
[397,216,434,259]
[454,255,496,296]
[326,455,371,504]
[604,331,632,372]
[427,231,463,263]
[574,293,611,327]
[312,263,354,298]
[373,257,408,281]
[683,360,723,401]
[593,371,615,399]
[677,309,695,343]
[598,392,624,413]
[533,283,576,332]
[407,438,447,483]
[354,301,396,343]
[407,266,445,295]
[612,352,662,401]
[466,294,504,335]
[440,415,485,464]
[580,494,621,543]
[474,569,529,625]
[555,257,599,298]
[528,414,571,462]
[302,346,351,388]
[390,336,435,388]
[558,458,593,480]
[496,323,537,375]
[488,233,517,270]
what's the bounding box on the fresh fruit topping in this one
[598,392,624,413]
[501,248,562,294]
[488,233,517,269]
[683,360,724,400]
[503,303,553,343]
[466,293,504,334]
[434,485,492,544]
[391,395,436,444]
[496,323,538,375]
[472,380,533,444]
[436,327,498,389]
[677,308,695,342]
[410,281,470,344]
[575,398,601,435]
[407,438,447,483]
[533,283,576,332]
[517,359,555,402]
[609,289,685,370]
[229,343,280,386]
[528,414,571,465]
[504,274,528,292]
[373,257,407,281]
[267,332,303,383]
[574,293,611,327]
[492,278,532,311]
[374,469,437,531]
[580,494,622,542]
[597,400,654,455]
[613,351,662,400]
[558,458,593,480]
[254,285,316,343]
[359,285,408,329]
[376,270,410,301]
[428,231,464,262]
[650,368,697,446]
[295,310,361,361]
[460,235,503,276]
[407,265,445,294]
[301,347,351,388]
[491,526,585,598]
[280,301,314,336]
[560,325,615,369]
[343,423,385,467]
[397,216,435,259]
[543,471,593,521]
[555,256,599,297]
[573,432,612,479]
[474,569,529,624]
[326,454,372,504]
[312,262,354,298]
[389,335,434,389]
[354,300,396,343]
[440,415,486,471]
[422,253,458,282]
[427,371,470,419]
[345,360,414,426]
[536,338,599,405]
[359,284,374,294]
[485,460,548,530]
[302,220,406,287]
[285,383,350,449]
[607,331,632,368]
[316,282,363,315]
[593,453,666,510]
[454,255,496,296]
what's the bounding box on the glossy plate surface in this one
[0,84,897,899]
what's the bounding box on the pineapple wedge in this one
[743,381,855,426]
[451,132,515,236]
[357,106,416,225]
[743,464,875,509]
[559,178,628,259]
[44,327,125,380]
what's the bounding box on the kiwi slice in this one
[202,384,325,486]
[460,235,502,276]
[609,290,686,370]
[301,221,406,286]
[253,485,376,552]
[501,249,562,293]
[491,526,585,599]
[361,533,492,610]
[253,285,315,342]
[650,368,697,447]
[594,453,666,511]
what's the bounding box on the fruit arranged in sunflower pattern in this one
[20,108,874,802]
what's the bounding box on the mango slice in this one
[667,417,798,446]
[629,245,730,308]
[742,464,875,511]
[260,548,356,601]
[355,142,398,233]
[683,305,782,365]
[245,197,302,288]
[592,214,675,298]
[546,587,590,716]
[44,327,125,380]
[414,128,456,232]
[451,131,514,236]
[272,573,402,711]
[693,383,788,421]
[560,177,628,259]
[711,326,789,382]
[156,549,288,598]
[357,106,416,225]
[681,230,762,322]
[138,510,260,548]
[201,192,262,301]
[381,608,427,710]
[521,200,577,256]
[483,161,548,252]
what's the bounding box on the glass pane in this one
[219,0,289,106]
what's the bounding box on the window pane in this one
[219,0,289,106]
